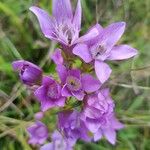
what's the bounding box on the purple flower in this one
[73,22,138,83]
[29,0,81,47]
[34,76,66,111]
[40,130,75,150]
[81,89,124,145]
[58,110,91,142]
[56,65,101,101]
[12,60,42,86]
[27,121,48,145]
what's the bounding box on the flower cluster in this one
[12,0,138,149]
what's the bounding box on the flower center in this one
[54,140,66,150]
[91,45,107,59]
[20,64,29,75]
[66,76,81,91]
[47,84,60,99]
[56,23,76,45]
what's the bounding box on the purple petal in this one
[73,0,82,30]
[103,128,116,145]
[107,45,138,60]
[52,0,73,23]
[73,44,92,63]
[21,66,42,84]
[40,143,53,150]
[98,22,126,51]
[77,24,103,45]
[29,6,55,39]
[111,114,124,130]
[95,61,112,83]
[68,69,81,79]
[12,60,24,70]
[72,90,85,101]
[81,74,101,93]
[86,118,100,133]
[34,86,47,102]
[51,49,63,65]
[55,97,66,107]
[94,129,103,141]
[41,100,54,112]
[56,65,67,84]
[42,76,55,86]
[61,84,72,97]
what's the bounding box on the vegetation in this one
[0,0,150,149]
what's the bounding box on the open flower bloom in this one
[40,130,75,150]
[27,121,48,145]
[12,60,42,86]
[34,76,66,111]
[73,22,138,83]
[58,110,91,142]
[56,65,101,101]
[81,89,124,145]
[30,0,81,47]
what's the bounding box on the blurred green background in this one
[0,0,150,149]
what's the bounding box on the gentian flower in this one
[40,130,75,150]
[29,0,81,47]
[27,121,48,145]
[56,65,101,101]
[34,76,66,111]
[81,88,124,144]
[73,22,138,83]
[58,110,91,142]
[12,60,42,86]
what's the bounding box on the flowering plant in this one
[12,0,138,149]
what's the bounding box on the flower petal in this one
[34,86,47,102]
[68,69,81,79]
[55,97,66,107]
[72,90,85,101]
[95,61,112,83]
[73,0,82,30]
[103,128,116,145]
[86,118,100,133]
[41,100,54,112]
[52,0,73,23]
[40,143,53,150]
[81,74,101,93]
[42,76,55,86]
[51,49,63,65]
[56,65,67,84]
[111,114,124,130]
[107,45,138,60]
[73,44,92,63]
[94,129,103,141]
[61,84,72,97]
[12,60,24,71]
[77,24,103,45]
[98,22,126,51]
[29,6,55,39]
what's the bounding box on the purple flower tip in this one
[12,60,42,86]
[35,112,44,120]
